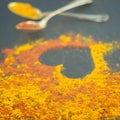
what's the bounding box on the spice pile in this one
[0,34,120,119]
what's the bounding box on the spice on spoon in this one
[16,21,41,31]
[8,2,41,20]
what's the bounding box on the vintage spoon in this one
[8,1,109,23]
[16,0,93,32]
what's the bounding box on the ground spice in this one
[8,2,41,20]
[0,34,120,119]
[16,21,40,30]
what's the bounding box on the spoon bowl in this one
[8,2,43,20]
[16,21,41,32]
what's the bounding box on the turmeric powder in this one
[8,2,41,20]
[0,34,120,119]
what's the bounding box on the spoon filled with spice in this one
[8,1,109,23]
[15,0,93,32]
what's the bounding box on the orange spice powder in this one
[0,34,120,119]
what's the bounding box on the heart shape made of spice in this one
[0,34,120,119]
[40,48,94,78]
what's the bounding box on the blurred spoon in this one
[16,0,93,32]
[44,12,109,22]
[8,1,109,23]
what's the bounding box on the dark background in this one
[0,0,120,78]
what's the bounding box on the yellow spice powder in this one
[8,2,41,19]
[0,34,120,119]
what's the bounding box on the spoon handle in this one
[60,13,109,22]
[39,0,93,27]
[43,12,109,22]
